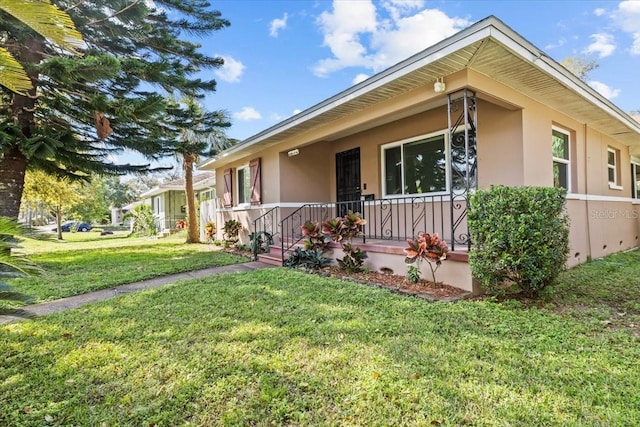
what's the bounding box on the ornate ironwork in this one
[448,88,477,251]
[253,207,279,259]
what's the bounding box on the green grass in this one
[6,231,249,303]
[544,249,640,330]
[1,268,639,426]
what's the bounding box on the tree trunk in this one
[0,147,28,218]
[0,37,44,219]
[55,207,63,241]
[183,155,200,244]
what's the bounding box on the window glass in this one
[553,162,568,189]
[608,148,618,185]
[384,146,402,195]
[402,135,446,194]
[552,130,569,159]
[451,131,477,191]
[237,167,251,204]
[552,128,570,190]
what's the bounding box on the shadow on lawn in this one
[1,268,638,425]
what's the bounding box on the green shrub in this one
[222,219,242,246]
[468,186,570,297]
[123,204,157,236]
[249,231,273,257]
[283,247,332,270]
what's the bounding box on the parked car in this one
[52,221,93,232]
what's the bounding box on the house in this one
[138,172,216,234]
[198,16,640,292]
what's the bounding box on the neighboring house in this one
[198,16,640,292]
[138,172,216,233]
[110,206,129,226]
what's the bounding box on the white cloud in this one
[588,80,621,99]
[594,8,606,16]
[381,0,424,22]
[545,38,566,50]
[269,13,288,37]
[353,73,370,84]
[292,109,302,115]
[612,0,640,54]
[312,0,468,76]
[583,33,617,58]
[233,107,262,121]
[312,0,377,76]
[370,9,469,69]
[214,55,246,83]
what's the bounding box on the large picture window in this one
[383,134,447,196]
[552,128,570,190]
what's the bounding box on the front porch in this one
[249,194,477,293]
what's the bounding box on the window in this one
[552,128,570,190]
[383,133,447,196]
[237,165,251,204]
[381,130,477,197]
[222,158,262,208]
[632,163,640,199]
[608,147,621,189]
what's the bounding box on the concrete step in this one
[257,252,283,266]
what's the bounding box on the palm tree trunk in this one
[183,154,200,243]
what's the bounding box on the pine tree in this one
[0,1,230,218]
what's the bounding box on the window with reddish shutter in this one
[223,168,233,207]
[250,158,262,205]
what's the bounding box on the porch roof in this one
[199,15,640,169]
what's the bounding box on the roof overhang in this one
[140,173,216,198]
[198,15,640,169]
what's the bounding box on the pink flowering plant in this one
[403,232,449,285]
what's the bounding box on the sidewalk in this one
[0,261,273,325]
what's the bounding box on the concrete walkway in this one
[0,261,273,325]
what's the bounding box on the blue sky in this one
[132,0,640,168]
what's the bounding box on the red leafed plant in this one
[301,221,328,251]
[404,232,449,285]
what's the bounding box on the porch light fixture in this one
[287,148,300,157]
[434,77,446,93]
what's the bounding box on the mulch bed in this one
[224,248,470,302]
[320,266,471,302]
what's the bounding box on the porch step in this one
[257,244,287,266]
[257,252,283,266]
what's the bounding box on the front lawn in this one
[1,268,638,426]
[7,231,249,303]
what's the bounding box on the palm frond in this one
[0,47,33,94]
[0,0,84,53]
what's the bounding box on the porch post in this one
[447,89,477,251]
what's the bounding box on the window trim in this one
[552,126,571,191]
[608,147,623,190]
[632,162,640,199]
[380,130,450,198]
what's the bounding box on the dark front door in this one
[336,148,361,217]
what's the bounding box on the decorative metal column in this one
[447,89,477,251]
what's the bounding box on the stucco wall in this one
[280,141,331,202]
